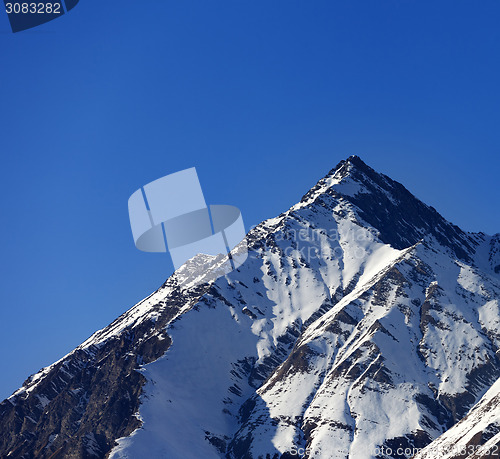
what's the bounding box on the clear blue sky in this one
[0,0,499,400]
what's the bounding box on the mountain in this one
[0,156,499,459]
[413,376,500,459]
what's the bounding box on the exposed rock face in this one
[0,270,213,458]
[0,156,499,459]
[413,377,500,459]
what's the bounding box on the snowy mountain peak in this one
[1,156,499,459]
[298,156,477,265]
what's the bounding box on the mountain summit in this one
[1,156,499,459]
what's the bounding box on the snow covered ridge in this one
[413,377,500,459]
[1,155,500,459]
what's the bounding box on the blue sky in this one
[0,0,499,400]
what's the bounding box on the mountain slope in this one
[413,376,500,459]
[0,156,499,459]
[228,240,500,459]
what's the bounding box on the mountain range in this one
[1,156,499,459]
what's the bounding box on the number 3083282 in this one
[5,3,61,14]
